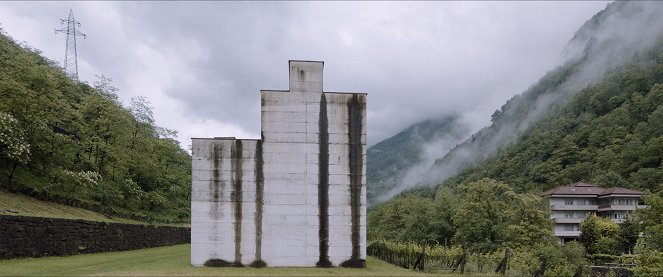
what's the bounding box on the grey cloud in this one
[0,1,609,147]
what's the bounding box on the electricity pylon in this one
[55,9,86,80]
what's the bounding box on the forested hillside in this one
[445,47,663,193]
[368,51,663,270]
[366,116,468,206]
[368,3,663,273]
[0,30,191,222]
[428,2,663,192]
[437,1,663,193]
[368,2,663,202]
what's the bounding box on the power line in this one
[55,9,86,80]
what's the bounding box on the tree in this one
[93,74,119,103]
[579,213,601,255]
[618,217,640,254]
[580,213,620,255]
[452,179,554,253]
[634,242,663,276]
[510,243,584,277]
[367,194,437,243]
[431,186,456,245]
[0,112,30,185]
[638,194,663,251]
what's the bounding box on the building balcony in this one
[549,204,598,211]
[554,231,581,238]
[553,218,584,224]
[598,205,647,212]
[611,218,626,224]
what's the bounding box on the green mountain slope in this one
[0,29,190,222]
[369,2,663,202]
[445,41,663,192]
[367,116,468,206]
[425,1,663,192]
[366,2,663,256]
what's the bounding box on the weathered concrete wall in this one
[191,60,366,267]
[0,215,190,259]
[191,138,262,266]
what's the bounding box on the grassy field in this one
[0,190,193,226]
[0,190,149,224]
[0,244,448,276]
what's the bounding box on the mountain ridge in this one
[368,2,663,203]
[367,115,469,206]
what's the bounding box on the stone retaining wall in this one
[0,215,190,259]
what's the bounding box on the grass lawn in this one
[0,191,188,226]
[0,190,144,224]
[0,244,445,276]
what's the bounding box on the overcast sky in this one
[0,1,609,149]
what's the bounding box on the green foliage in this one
[618,217,640,254]
[370,240,587,276]
[441,39,663,194]
[638,194,663,251]
[562,241,588,267]
[634,244,663,276]
[580,214,601,255]
[452,179,553,252]
[509,243,584,277]
[367,3,663,273]
[367,194,452,244]
[368,178,554,254]
[595,237,620,256]
[0,31,190,222]
[0,112,30,165]
[580,213,620,255]
[367,241,454,269]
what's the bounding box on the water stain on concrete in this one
[252,140,265,267]
[316,93,332,268]
[341,94,365,268]
[231,140,243,267]
[209,143,224,243]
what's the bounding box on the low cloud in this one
[0,1,608,149]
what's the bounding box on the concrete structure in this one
[542,182,646,244]
[191,61,367,267]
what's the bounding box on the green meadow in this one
[0,244,449,276]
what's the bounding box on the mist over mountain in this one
[370,1,663,203]
[366,116,470,206]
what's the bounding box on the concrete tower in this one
[191,61,367,267]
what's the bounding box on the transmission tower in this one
[55,9,86,80]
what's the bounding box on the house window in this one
[564,224,574,231]
[565,211,573,219]
[614,213,625,219]
[565,199,573,205]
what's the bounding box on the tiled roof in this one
[599,187,645,196]
[541,182,645,197]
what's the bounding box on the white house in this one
[542,182,646,244]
